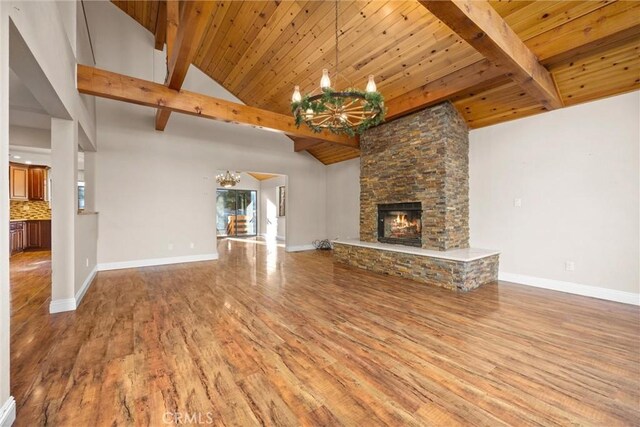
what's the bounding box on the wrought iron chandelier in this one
[291,0,385,137]
[216,171,241,188]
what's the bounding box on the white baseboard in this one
[0,397,15,427]
[260,233,285,242]
[499,272,639,306]
[97,253,218,271]
[75,266,97,307]
[49,266,99,314]
[285,244,315,253]
[49,298,76,314]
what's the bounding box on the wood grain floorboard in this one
[9,240,640,426]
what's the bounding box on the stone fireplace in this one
[333,102,499,291]
[360,101,469,251]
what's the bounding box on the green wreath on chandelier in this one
[291,88,386,137]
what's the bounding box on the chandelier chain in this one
[335,0,339,80]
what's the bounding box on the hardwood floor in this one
[10,240,640,426]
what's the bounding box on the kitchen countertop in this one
[10,218,51,222]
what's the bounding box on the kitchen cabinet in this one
[28,166,47,201]
[26,220,51,249]
[9,162,49,201]
[10,220,51,256]
[9,163,29,201]
[10,221,26,255]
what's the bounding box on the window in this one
[78,181,85,210]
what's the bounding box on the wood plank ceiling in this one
[112,0,640,164]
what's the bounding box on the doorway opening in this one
[216,188,258,238]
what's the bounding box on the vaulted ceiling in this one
[111,0,640,164]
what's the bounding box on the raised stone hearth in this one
[333,240,499,291]
[334,101,499,291]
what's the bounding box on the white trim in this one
[276,235,285,241]
[0,397,15,427]
[97,253,218,271]
[49,298,76,314]
[499,272,640,306]
[285,244,315,252]
[75,266,97,306]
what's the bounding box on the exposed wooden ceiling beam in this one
[164,0,179,60]
[153,1,166,51]
[77,65,359,148]
[385,59,504,121]
[419,0,563,111]
[156,0,213,131]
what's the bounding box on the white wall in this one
[0,0,11,418]
[8,125,49,149]
[470,91,640,295]
[75,213,98,294]
[87,1,328,263]
[8,1,95,148]
[260,175,287,240]
[326,158,360,239]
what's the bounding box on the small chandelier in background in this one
[291,0,385,137]
[216,171,241,188]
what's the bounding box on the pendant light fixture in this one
[216,171,241,188]
[291,0,385,137]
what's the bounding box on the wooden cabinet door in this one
[28,167,46,201]
[9,231,17,255]
[27,221,41,248]
[9,224,25,255]
[9,163,29,200]
[19,228,26,250]
[39,220,52,249]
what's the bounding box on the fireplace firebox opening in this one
[377,202,422,247]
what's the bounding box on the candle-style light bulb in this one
[305,108,314,120]
[365,75,377,93]
[291,85,302,103]
[320,69,331,89]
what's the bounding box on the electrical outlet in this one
[565,261,575,271]
[168,243,174,251]
[513,198,522,208]
[190,242,195,249]
[85,258,89,267]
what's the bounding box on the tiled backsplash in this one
[10,200,52,220]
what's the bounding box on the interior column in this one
[50,117,78,313]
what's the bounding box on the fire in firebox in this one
[377,202,422,247]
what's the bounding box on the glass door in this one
[216,189,257,237]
